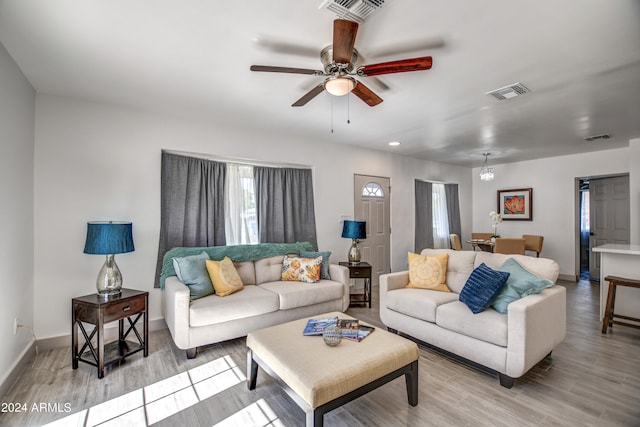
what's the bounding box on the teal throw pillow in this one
[492,258,554,314]
[172,252,214,300]
[459,263,510,314]
[300,250,332,280]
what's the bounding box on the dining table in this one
[467,239,494,252]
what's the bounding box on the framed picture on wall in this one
[497,188,532,220]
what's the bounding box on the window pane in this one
[362,182,384,198]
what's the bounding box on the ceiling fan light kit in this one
[250,18,433,108]
[324,76,356,96]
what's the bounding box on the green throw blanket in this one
[159,242,315,288]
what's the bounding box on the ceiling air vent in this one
[584,133,611,142]
[319,0,390,23]
[486,82,531,101]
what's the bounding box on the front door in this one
[589,175,630,280]
[354,175,391,287]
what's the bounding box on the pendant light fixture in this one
[480,153,495,181]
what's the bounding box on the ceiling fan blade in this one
[253,37,318,58]
[352,81,383,107]
[250,65,324,75]
[358,56,433,77]
[292,84,326,107]
[369,38,446,59]
[333,19,359,64]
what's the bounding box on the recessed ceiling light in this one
[388,141,400,146]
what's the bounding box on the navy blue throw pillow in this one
[459,263,510,314]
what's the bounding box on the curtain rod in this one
[162,149,313,169]
[416,178,457,185]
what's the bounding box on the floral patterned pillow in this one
[281,255,323,283]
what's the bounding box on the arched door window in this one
[362,182,384,198]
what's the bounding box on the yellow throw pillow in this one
[406,252,450,292]
[205,257,244,297]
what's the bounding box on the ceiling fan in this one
[250,19,433,107]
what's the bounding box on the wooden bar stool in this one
[601,275,640,334]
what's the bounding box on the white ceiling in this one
[1,0,639,167]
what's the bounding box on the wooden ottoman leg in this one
[405,360,419,406]
[247,349,258,390]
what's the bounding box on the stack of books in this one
[303,316,375,342]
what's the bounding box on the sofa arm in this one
[379,271,409,316]
[329,263,350,311]
[506,285,566,378]
[162,276,191,350]
[380,271,409,293]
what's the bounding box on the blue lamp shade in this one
[83,221,135,255]
[341,220,366,240]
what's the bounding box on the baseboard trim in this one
[558,273,577,282]
[0,341,37,400]
[36,318,168,352]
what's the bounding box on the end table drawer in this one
[104,298,145,323]
[349,267,371,278]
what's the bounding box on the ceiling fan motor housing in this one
[321,45,359,74]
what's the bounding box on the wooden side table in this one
[339,262,372,308]
[72,288,149,378]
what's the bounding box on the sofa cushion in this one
[459,263,510,314]
[255,255,286,284]
[385,288,459,323]
[436,301,508,347]
[281,255,323,283]
[406,252,450,292]
[172,252,214,300]
[205,257,244,297]
[259,280,344,310]
[233,261,256,285]
[474,252,559,283]
[189,285,279,327]
[300,250,332,280]
[421,249,477,293]
[492,258,554,314]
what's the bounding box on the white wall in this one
[33,94,472,340]
[0,42,35,386]
[472,148,634,278]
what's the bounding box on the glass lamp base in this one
[96,254,123,298]
[348,240,361,264]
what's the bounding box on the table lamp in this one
[341,220,366,264]
[83,221,134,298]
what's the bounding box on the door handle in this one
[589,232,595,236]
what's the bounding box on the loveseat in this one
[160,242,350,358]
[380,249,566,388]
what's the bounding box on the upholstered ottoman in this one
[246,311,420,427]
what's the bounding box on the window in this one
[225,164,258,245]
[432,183,450,249]
[362,182,384,198]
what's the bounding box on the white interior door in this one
[589,175,630,280]
[354,175,391,287]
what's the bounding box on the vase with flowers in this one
[489,211,502,242]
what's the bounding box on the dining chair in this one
[450,233,462,250]
[493,238,526,255]
[522,234,544,257]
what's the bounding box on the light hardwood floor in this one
[1,278,639,426]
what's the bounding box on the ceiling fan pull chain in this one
[331,96,334,134]
[347,94,351,124]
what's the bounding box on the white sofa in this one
[162,254,350,358]
[380,249,566,388]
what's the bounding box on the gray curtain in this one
[155,152,226,286]
[254,166,318,249]
[415,180,433,252]
[445,183,462,239]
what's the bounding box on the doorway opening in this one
[576,174,630,282]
